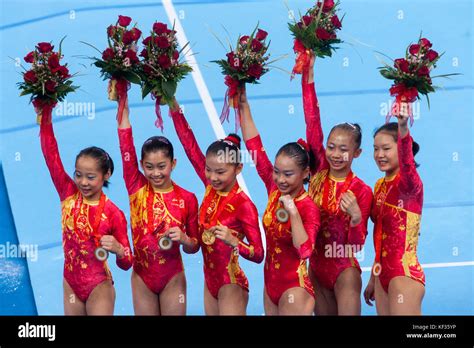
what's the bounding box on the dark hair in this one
[276,142,315,184]
[374,122,420,167]
[141,136,174,161]
[76,147,114,187]
[206,133,242,165]
[329,122,362,149]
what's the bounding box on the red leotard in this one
[118,127,200,294]
[170,109,264,299]
[302,81,373,290]
[40,122,133,303]
[245,134,320,305]
[371,131,424,292]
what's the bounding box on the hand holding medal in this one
[211,225,239,248]
[276,195,297,223]
[339,190,362,226]
[96,235,125,261]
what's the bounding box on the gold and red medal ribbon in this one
[73,192,107,248]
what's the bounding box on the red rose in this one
[419,38,432,48]
[130,28,141,41]
[394,58,410,73]
[256,29,268,41]
[24,51,35,63]
[426,49,438,62]
[302,15,313,26]
[23,70,37,83]
[37,42,53,53]
[102,48,115,61]
[247,64,263,78]
[158,54,171,69]
[316,27,331,40]
[107,25,116,37]
[409,44,420,55]
[118,15,132,27]
[226,52,241,70]
[239,35,250,45]
[124,50,139,64]
[143,65,153,74]
[331,15,342,29]
[417,66,430,77]
[322,0,335,12]
[48,54,60,69]
[155,36,170,49]
[45,80,57,93]
[153,22,169,35]
[122,31,134,45]
[140,48,148,58]
[172,50,179,60]
[142,36,152,46]
[251,39,263,52]
[56,65,69,78]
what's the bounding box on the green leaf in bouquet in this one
[121,70,142,85]
[142,82,153,99]
[161,79,177,99]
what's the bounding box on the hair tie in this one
[296,138,309,152]
[223,135,240,147]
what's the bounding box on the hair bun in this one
[224,133,241,148]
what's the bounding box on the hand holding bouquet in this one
[288,0,343,78]
[85,15,142,123]
[18,39,78,124]
[379,36,458,126]
[213,26,271,131]
[139,22,192,131]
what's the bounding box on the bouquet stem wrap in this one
[291,40,311,80]
[387,84,418,126]
[151,93,165,131]
[111,78,130,125]
[33,99,57,125]
[220,75,241,132]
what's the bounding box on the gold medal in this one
[202,229,215,245]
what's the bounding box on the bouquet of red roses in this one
[288,0,343,78]
[139,21,193,130]
[378,36,458,125]
[212,26,271,131]
[84,15,142,123]
[17,39,78,124]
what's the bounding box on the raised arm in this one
[238,86,274,194]
[39,110,77,202]
[117,96,147,195]
[397,104,423,195]
[169,100,207,186]
[302,56,327,173]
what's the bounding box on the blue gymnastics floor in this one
[0,0,472,315]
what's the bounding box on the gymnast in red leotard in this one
[301,55,373,315]
[38,106,132,315]
[238,85,320,316]
[169,98,264,316]
[364,104,425,315]
[116,95,200,315]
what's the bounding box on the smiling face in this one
[74,156,110,200]
[326,129,361,176]
[205,154,242,192]
[373,131,399,176]
[273,153,309,197]
[140,150,176,190]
